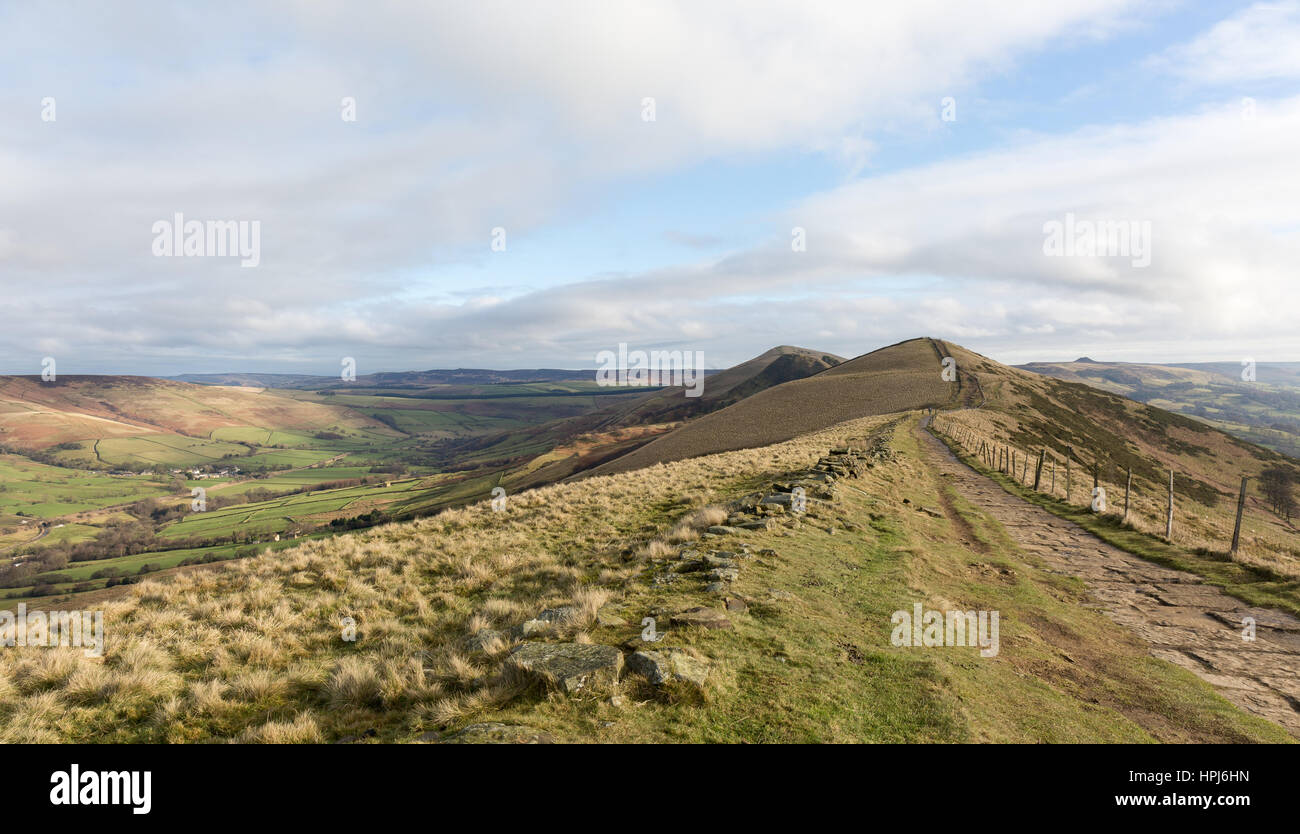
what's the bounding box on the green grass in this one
[159,477,432,540]
[0,534,331,611]
[431,419,1290,743]
[0,455,171,525]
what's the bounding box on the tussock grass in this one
[0,413,862,742]
[1,407,1289,743]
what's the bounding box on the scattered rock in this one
[512,620,550,639]
[536,606,578,623]
[706,525,742,536]
[595,606,628,627]
[511,605,580,638]
[464,628,503,653]
[505,642,625,694]
[915,506,943,519]
[724,597,748,613]
[627,648,710,690]
[670,606,733,630]
[709,567,739,582]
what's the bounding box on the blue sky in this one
[2,0,1299,375]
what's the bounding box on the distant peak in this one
[1074,356,1098,363]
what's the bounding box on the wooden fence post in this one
[1230,476,1249,558]
[1123,467,1132,523]
[1050,459,1056,495]
[1033,449,1045,491]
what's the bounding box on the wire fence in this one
[929,410,1272,562]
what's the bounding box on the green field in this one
[0,455,169,514]
[0,455,172,546]
[0,376,657,609]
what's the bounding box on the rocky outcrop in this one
[627,648,710,691]
[669,606,733,630]
[505,642,624,694]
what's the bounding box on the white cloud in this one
[10,0,1293,373]
[1151,1,1300,84]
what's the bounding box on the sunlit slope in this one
[0,375,389,451]
[951,346,1300,577]
[1019,358,1300,458]
[416,345,844,486]
[584,338,958,476]
[598,345,843,428]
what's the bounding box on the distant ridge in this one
[582,338,961,477]
[173,369,600,388]
[437,345,845,490]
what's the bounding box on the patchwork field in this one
[0,455,173,549]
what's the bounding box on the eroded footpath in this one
[917,419,1300,737]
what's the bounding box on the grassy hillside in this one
[598,345,843,428]
[0,350,839,608]
[400,346,843,493]
[947,346,1300,581]
[1020,358,1300,458]
[2,413,1288,743]
[0,375,398,469]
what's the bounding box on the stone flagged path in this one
[917,417,1300,736]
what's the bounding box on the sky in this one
[1,0,1299,375]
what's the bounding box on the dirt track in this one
[917,417,1300,737]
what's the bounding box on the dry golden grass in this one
[0,411,897,742]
